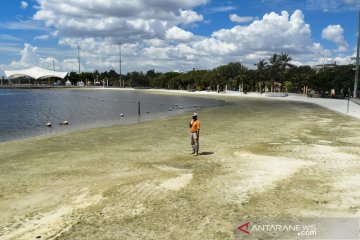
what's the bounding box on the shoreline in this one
[0,88,225,144]
[77,87,360,120]
[68,87,360,120]
[3,86,360,119]
[143,89,360,119]
[1,88,359,145]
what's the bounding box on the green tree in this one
[268,53,281,92]
[279,52,294,92]
[147,69,162,88]
[68,72,80,85]
[108,70,119,86]
[287,66,315,93]
[255,59,268,93]
[215,62,245,91]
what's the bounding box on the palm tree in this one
[268,54,281,92]
[256,59,268,93]
[279,52,294,92]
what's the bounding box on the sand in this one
[0,90,360,239]
[146,89,360,119]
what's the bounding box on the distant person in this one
[189,113,200,156]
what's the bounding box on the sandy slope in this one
[0,94,360,239]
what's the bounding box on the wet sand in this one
[1,93,360,239]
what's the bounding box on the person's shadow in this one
[199,152,214,156]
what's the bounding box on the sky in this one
[0,0,360,76]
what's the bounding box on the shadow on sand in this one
[199,152,214,156]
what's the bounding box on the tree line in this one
[67,52,356,97]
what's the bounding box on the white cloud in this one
[20,44,39,67]
[0,34,22,41]
[332,55,353,65]
[179,10,203,24]
[0,20,46,31]
[206,5,238,14]
[2,44,39,70]
[0,43,22,55]
[33,0,207,42]
[213,10,313,55]
[39,57,58,70]
[19,3,352,74]
[20,1,28,9]
[28,0,216,72]
[34,35,50,41]
[1,44,76,73]
[229,14,254,23]
[322,25,349,52]
[192,38,237,56]
[165,26,194,41]
[306,0,360,12]
[144,38,168,48]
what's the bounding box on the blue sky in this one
[0,0,360,76]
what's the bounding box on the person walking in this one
[189,113,200,156]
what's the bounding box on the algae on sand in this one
[1,96,360,239]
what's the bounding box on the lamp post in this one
[241,75,244,93]
[318,52,326,70]
[349,13,360,98]
[77,45,81,74]
[119,42,122,88]
[239,76,241,93]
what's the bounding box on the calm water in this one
[0,89,223,142]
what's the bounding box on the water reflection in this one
[0,89,224,142]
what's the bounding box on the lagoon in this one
[0,88,223,142]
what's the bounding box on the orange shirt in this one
[190,119,200,133]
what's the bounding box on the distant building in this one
[313,62,337,72]
[4,66,68,80]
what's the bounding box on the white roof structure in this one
[4,67,68,79]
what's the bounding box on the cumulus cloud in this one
[165,26,194,41]
[20,44,39,66]
[179,10,203,24]
[192,38,237,56]
[229,14,254,23]
[33,0,206,42]
[213,10,313,55]
[1,43,75,73]
[20,1,28,9]
[3,44,39,70]
[23,2,346,73]
[149,9,322,70]
[322,25,349,52]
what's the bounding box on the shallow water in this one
[0,88,223,142]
